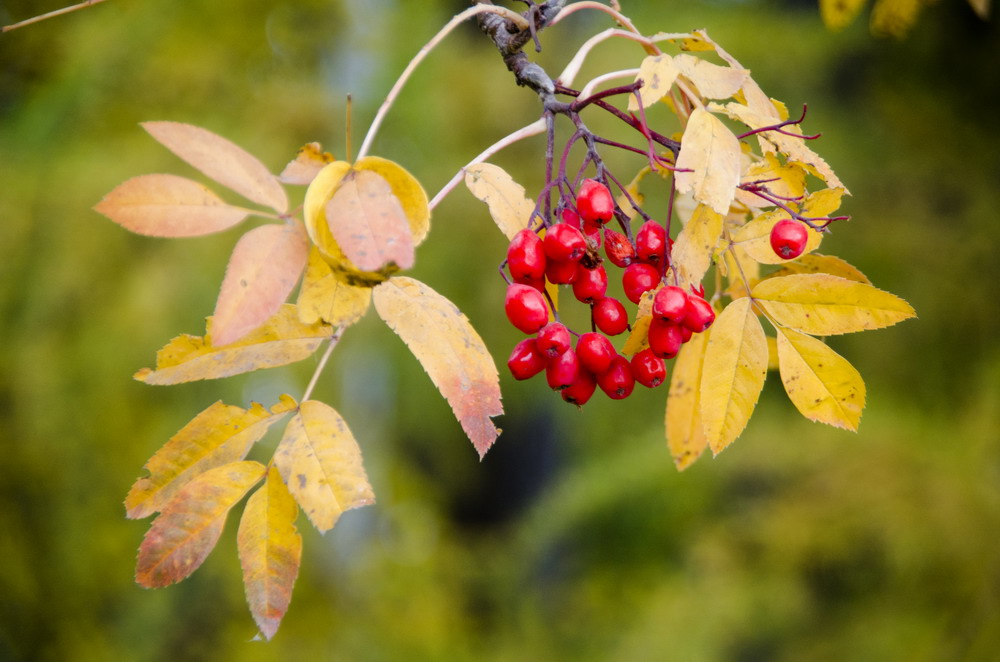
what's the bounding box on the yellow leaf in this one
[699,298,768,454]
[820,0,869,29]
[735,154,807,209]
[373,277,503,458]
[768,253,871,284]
[775,327,866,430]
[94,174,249,237]
[675,108,743,216]
[623,315,652,357]
[673,54,749,100]
[628,54,680,111]
[134,304,333,385]
[126,396,296,519]
[296,246,372,326]
[671,203,724,288]
[142,122,288,214]
[355,156,430,245]
[767,335,780,371]
[666,328,711,470]
[722,242,759,299]
[871,0,922,37]
[800,187,845,218]
[237,465,302,641]
[464,163,537,239]
[752,274,916,335]
[279,142,335,186]
[731,209,823,265]
[274,400,374,533]
[136,460,267,588]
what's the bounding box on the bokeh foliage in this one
[0,0,997,659]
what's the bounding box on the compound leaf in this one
[296,246,372,326]
[675,108,742,216]
[464,163,536,239]
[666,328,711,470]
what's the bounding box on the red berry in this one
[597,355,635,400]
[514,274,546,293]
[635,220,667,266]
[561,207,581,227]
[505,283,549,334]
[631,348,667,388]
[652,285,689,324]
[576,178,615,224]
[769,219,809,260]
[561,368,597,406]
[507,339,547,380]
[544,223,587,262]
[536,322,571,358]
[603,228,635,268]
[682,295,716,333]
[622,263,660,304]
[679,325,693,343]
[546,349,581,391]
[593,297,629,336]
[545,258,580,284]
[572,264,608,304]
[648,318,684,359]
[576,332,616,375]
[507,228,546,281]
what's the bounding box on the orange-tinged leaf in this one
[134,304,333,385]
[279,142,335,186]
[628,54,680,111]
[767,253,871,284]
[373,277,503,458]
[666,328,711,470]
[354,156,430,246]
[212,223,309,347]
[671,203,724,288]
[699,297,768,454]
[296,246,372,326]
[675,108,742,216]
[731,209,823,265]
[94,174,249,237]
[751,274,916,336]
[237,466,302,641]
[274,400,375,533]
[126,396,297,519]
[673,54,749,100]
[325,169,415,273]
[136,460,266,588]
[464,163,537,239]
[775,327,866,430]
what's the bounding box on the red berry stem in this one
[739,183,850,231]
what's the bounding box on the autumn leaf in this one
[134,304,333,385]
[699,297,768,454]
[673,53,749,100]
[297,246,372,327]
[373,277,503,458]
[675,108,743,216]
[628,54,680,111]
[211,222,309,347]
[94,174,249,237]
[751,274,916,336]
[623,315,653,357]
[775,327,866,431]
[671,203,724,288]
[274,400,375,533]
[767,253,871,284]
[126,396,297,519]
[731,209,823,265]
[464,163,536,239]
[142,122,288,214]
[735,154,807,209]
[279,142,335,186]
[237,466,302,641]
[136,461,266,588]
[666,328,711,470]
[820,0,869,29]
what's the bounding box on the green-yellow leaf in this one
[768,253,871,284]
[237,465,302,641]
[464,163,536,239]
[675,108,742,216]
[134,304,333,385]
[296,246,372,327]
[731,209,823,265]
[699,298,768,455]
[775,327,866,430]
[136,460,266,588]
[820,0,869,29]
[126,396,296,519]
[373,277,503,458]
[274,400,375,533]
[752,274,916,335]
[870,0,922,37]
[628,54,680,111]
[666,328,711,470]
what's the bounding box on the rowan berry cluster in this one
[503,179,716,406]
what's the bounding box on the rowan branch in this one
[2,0,108,33]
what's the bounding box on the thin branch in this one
[2,0,108,32]
[301,326,346,403]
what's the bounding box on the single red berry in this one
[576,331,616,375]
[536,322,571,358]
[507,228,546,281]
[576,178,615,224]
[561,207,581,227]
[546,257,580,284]
[635,220,667,266]
[631,348,667,388]
[769,219,809,260]
[546,349,581,391]
[507,339,547,380]
[597,355,635,400]
[593,297,629,336]
[679,325,693,343]
[603,228,635,268]
[505,283,549,334]
[622,262,660,304]
[514,274,546,293]
[652,285,689,324]
[572,264,608,304]
[682,294,716,333]
[544,223,587,262]
[561,368,597,406]
[648,318,684,359]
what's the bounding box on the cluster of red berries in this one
[503,178,716,406]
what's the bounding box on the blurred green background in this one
[1,0,998,660]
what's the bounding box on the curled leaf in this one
[296,246,372,327]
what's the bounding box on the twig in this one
[301,326,346,403]
[2,0,108,32]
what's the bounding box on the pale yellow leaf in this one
[464,163,536,239]
[768,253,871,284]
[274,400,375,533]
[296,246,372,326]
[731,210,823,265]
[675,108,743,215]
[666,328,711,470]
[628,54,680,111]
[699,298,768,454]
[820,0,869,29]
[279,142,335,186]
[672,203,724,288]
[776,327,865,430]
[673,54,749,100]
